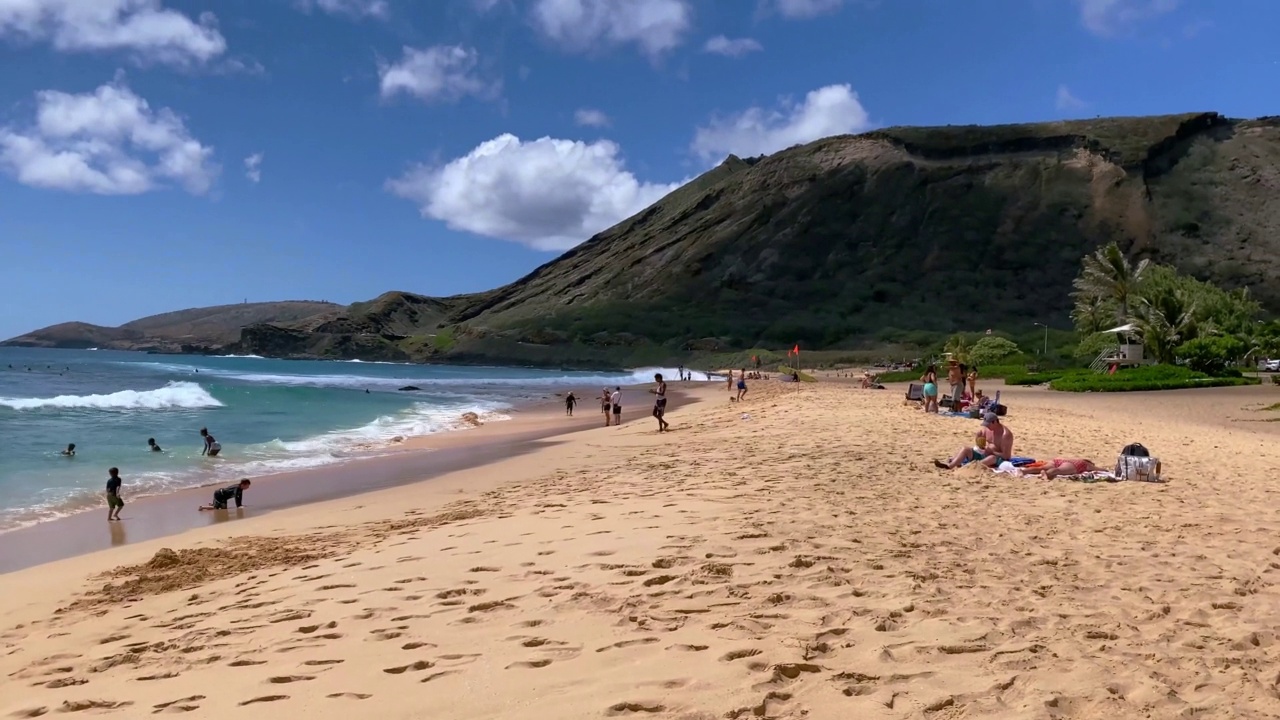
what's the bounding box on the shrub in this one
[1176,336,1246,376]
[1049,364,1258,392]
[969,336,1021,366]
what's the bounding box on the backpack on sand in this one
[1115,443,1161,482]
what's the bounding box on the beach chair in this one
[905,383,923,402]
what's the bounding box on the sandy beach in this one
[4,378,1280,719]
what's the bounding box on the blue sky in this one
[1,0,1277,340]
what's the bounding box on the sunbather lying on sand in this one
[1036,458,1097,479]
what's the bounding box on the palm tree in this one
[1132,288,1199,364]
[1069,293,1115,335]
[1072,242,1150,326]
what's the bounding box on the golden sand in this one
[3,380,1280,719]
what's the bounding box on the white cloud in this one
[573,108,610,127]
[378,45,499,103]
[0,79,217,195]
[768,0,844,19]
[0,0,226,65]
[387,134,683,251]
[1076,0,1177,36]
[691,84,871,161]
[294,0,389,19]
[1056,84,1087,111]
[244,152,262,183]
[530,0,692,58]
[703,35,762,57]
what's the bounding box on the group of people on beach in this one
[917,360,980,414]
[562,373,674,433]
[910,362,1098,480]
[60,427,254,522]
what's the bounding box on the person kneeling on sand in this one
[199,478,251,511]
[935,412,1014,470]
[1037,458,1097,479]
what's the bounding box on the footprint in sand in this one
[468,566,500,573]
[303,659,344,666]
[58,700,133,712]
[268,675,315,684]
[239,695,289,706]
[606,702,666,715]
[326,693,372,700]
[383,660,435,675]
[596,638,660,652]
[667,644,709,652]
[720,648,762,662]
[506,659,552,669]
[153,695,206,712]
[229,659,267,667]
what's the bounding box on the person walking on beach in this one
[736,369,749,402]
[600,387,613,426]
[105,467,124,521]
[947,361,964,411]
[200,428,221,457]
[148,438,163,452]
[610,386,622,427]
[199,478,251,511]
[61,443,76,457]
[565,392,577,416]
[650,373,669,432]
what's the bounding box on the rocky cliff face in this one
[10,113,1280,365]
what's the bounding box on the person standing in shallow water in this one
[105,467,124,521]
[200,428,221,457]
[650,373,669,432]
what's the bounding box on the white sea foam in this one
[159,365,715,391]
[0,381,223,411]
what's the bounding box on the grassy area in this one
[1048,365,1259,392]
[777,365,817,382]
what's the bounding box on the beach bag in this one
[1114,454,1161,482]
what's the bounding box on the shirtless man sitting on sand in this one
[935,412,1013,469]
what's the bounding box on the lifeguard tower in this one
[1089,323,1147,373]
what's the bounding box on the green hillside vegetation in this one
[6,112,1280,369]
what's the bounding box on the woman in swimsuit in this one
[921,364,939,413]
[1040,458,1096,479]
[650,373,669,432]
[967,366,978,399]
[200,427,221,457]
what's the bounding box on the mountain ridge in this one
[7,112,1280,366]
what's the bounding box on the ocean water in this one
[0,348,707,530]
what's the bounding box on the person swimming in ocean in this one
[148,438,163,452]
[60,443,76,457]
[199,478,250,511]
[200,428,221,457]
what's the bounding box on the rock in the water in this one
[461,412,482,426]
[398,385,420,391]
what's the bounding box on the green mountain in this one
[8,112,1280,366]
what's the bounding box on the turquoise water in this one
[0,348,705,529]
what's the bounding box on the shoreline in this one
[0,382,699,574]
